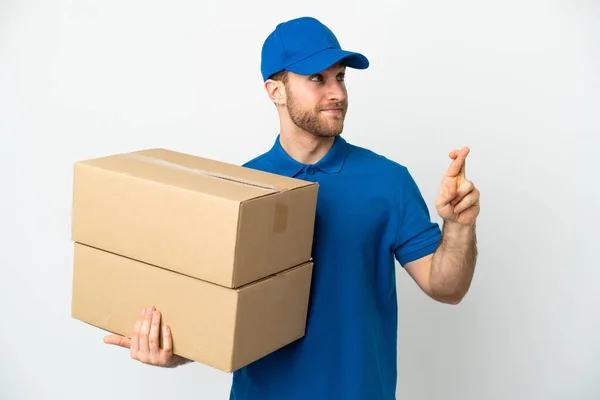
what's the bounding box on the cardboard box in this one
[71,148,318,288]
[72,243,313,372]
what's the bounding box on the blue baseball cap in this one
[261,17,369,81]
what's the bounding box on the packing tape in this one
[126,153,276,191]
[273,203,288,233]
[127,153,288,233]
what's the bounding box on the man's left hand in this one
[435,146,480,226]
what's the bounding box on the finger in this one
[458,155,466,180]
[445,147,469,178]
[130,308,145,358]
[450,180,474,206]
[161,325,174,364]
[149,310,162,363]
[104,334,131,349]
[436,180,457,209]
[138,307,154,356]
[453,189,480,214]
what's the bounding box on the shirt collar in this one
[268,134,349,177]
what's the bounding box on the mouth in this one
[320,108,344,115]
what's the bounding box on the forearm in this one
[429,221,478,303]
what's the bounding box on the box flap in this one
[75,148,313,202]
[133,149,313,191]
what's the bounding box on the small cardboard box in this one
[71,148,319,288]
[71,243,313,372]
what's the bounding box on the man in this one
[104,16,480,400]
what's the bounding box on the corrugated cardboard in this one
[71,148,318,288]
[72,243,313,372]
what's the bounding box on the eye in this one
[310,74,323,82]
[337,73,345,81]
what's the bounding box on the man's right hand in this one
[104,306,191,368]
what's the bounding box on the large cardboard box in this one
[71,148,319,288]
[72,243,313,372]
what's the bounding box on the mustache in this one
[317,101,347,111]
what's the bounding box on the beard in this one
[285,88,348,138]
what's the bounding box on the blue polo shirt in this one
[230,135,441,400]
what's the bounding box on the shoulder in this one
[345,141,410,179]
[242,151,273,171]
[343,141,427,205]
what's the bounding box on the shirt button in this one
[307,168,315,175]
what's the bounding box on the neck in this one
[279,122,336,165]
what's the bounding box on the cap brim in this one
[285,48,369,76]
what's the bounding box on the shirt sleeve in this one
[393,166,442,267]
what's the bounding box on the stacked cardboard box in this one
[70,148,319,372]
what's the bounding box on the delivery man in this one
[104,16,480,400]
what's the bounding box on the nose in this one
[325,80,347,102]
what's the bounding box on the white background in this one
[1,0,599,399]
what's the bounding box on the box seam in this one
[75,162,279,203]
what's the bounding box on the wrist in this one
[442,220,476,244]
[444,219,475,232]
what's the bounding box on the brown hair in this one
[268,69,289,84]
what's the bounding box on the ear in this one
[265,79,286,105]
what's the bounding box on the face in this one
[282,63,348,138]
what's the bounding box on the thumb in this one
[104,334,131,349]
